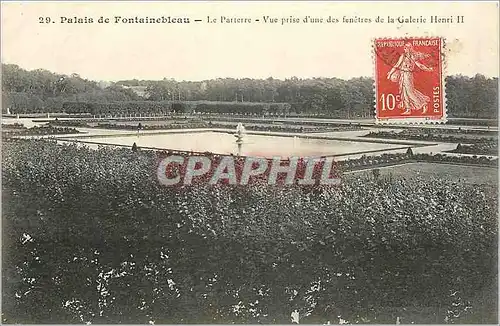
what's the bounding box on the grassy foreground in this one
[2,139,497,324]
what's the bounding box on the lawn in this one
[346,162,498,185]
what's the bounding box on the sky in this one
[1,1,499,81]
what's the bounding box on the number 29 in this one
[39,17,52,23]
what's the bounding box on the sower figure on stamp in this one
[387,43,433,115]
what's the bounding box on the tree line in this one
[2,64,498,118]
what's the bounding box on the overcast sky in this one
[2,1,498,81]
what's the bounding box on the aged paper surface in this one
[1,1,498,324]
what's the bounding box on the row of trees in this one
[139,77,374,117]
[2,64,498,118]
[61,100,292,116]
[62,101,181,115]
[2,64,140,113]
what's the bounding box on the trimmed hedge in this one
[61,101,291,116]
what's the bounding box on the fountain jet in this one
[234,123,246,156]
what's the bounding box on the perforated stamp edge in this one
[371,36,448,125]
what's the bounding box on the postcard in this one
[1,1,498,324]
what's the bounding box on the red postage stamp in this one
[373,37,446,124]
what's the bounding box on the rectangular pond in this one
[66,131,410,158]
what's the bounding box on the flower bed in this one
[2,125,80,136]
